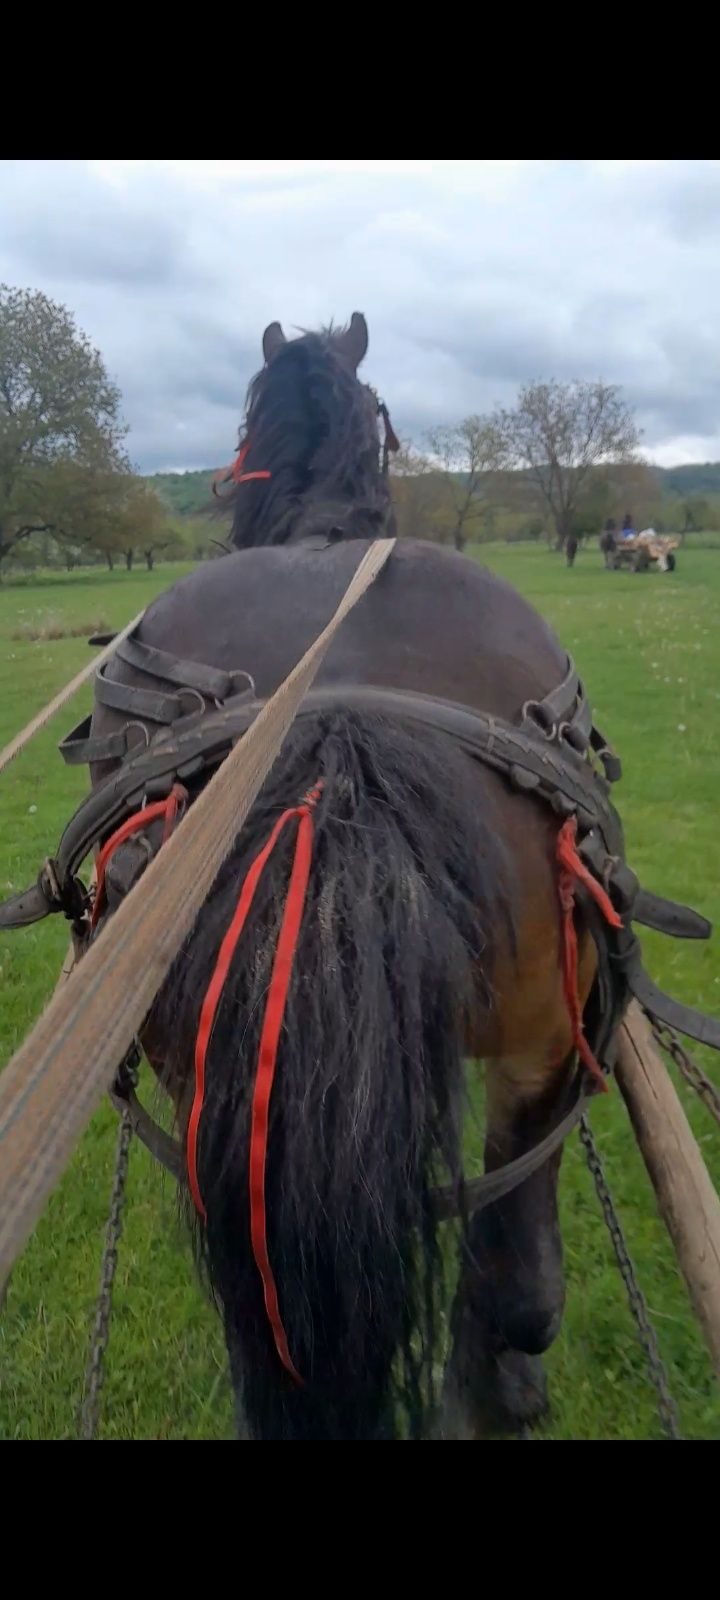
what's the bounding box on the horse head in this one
[226,314,395,550]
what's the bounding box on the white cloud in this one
[1,159,719,471]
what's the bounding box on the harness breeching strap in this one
[188,781,324,1385]
[556,816,622,1090]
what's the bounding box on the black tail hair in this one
[156,712,515,1439]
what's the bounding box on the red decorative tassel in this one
[556,817,622,1092]
[188,782,323,1384]
[91,783,187,930]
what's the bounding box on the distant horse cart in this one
[601,528,679,573]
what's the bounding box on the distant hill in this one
[145,461,720,517]
[148,468,219,517]
[660,463,720,497]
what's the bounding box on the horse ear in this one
[336,311,368,370]
[262,322,286,364]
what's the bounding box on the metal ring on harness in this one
[214,670,255,708]
[125,721,150,753]
[177,688,206,718]
[521,699,557,740]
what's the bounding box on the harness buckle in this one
[41,856,62,906]
[40,857,90,924]
[111,1040,142,1099]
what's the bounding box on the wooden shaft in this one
[615,1001,720,1382]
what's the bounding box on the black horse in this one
[39,313,708,1439]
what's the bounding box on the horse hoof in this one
[495,1299,563,1356]
[492,1347,549,1431]
[438,1347,549,1439]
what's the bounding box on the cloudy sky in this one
[2,159,720,473]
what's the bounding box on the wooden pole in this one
[615,1001,720,1382]
[0,931,80,1315]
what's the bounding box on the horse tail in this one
[156,711,515,1439]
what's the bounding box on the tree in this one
[129,484,175,570]
[0,284,127,568]
[494,380,640,548]
[567,470,613,540]
[389,443,449,541]
[425,417,504,551]
[86,479,174,572]
[164,514,222,562]
[602,460,662,533]
[675,494,720,537]
[40,461,123,568]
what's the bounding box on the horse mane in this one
[224,325,396,549]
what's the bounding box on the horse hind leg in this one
[438,796,599,1440]
[440,1042,578,1440]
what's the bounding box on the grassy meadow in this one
[0,543,719,1440]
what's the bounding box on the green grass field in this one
[1,544,719,1440]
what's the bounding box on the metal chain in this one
[649,1017,720,1128]
[78,1105,134,1440]
[579,1114,682,1440]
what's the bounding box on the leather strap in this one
[0,684,686,936]
[521,656,581,733]
[563,691,593,751]
[109,1080,185,1181]
[0,877,58,928]
[65,639,257,758]
[432,1077,596,1220]
[624,945,720,1051]
[60,715,141,767]
[64,632,622,792]
[95,670,185,724]
[590,727,622,783]
[116,634,254,704]
[105,1051,596,1217]
[518,655,619,778]
[632,889,712,941]
[48,682,626,905]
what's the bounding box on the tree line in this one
[0,284,214,578]
[390,388,720,550]
[2,284,717,578]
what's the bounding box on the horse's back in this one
[129,539,565,724]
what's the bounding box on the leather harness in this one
[1,628,717,1218]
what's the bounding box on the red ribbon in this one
[231,439,271,486]
[188,782,323,1384]
[91,783,187,930]
[556,816,622,1091]
[212,440,272,497]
